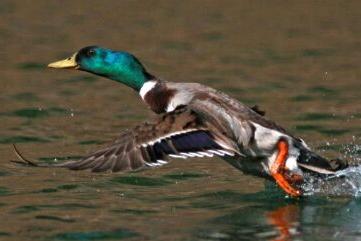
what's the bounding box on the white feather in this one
[157,160,168,164]
[165,89,193,113]
[180,152,198,157]
[139,81,157,99]
[252,123,284,152]
[140,129,199,148]
[208,150,225,156]
[169,154,187,159]
[189,152,204,157]
[198,151,214,157]
[145,160,167,167]
[219,150,235,156]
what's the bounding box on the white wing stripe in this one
[189,152,204,157]
[219,150,235,156]
[198,151,214,157]
[169,154,187,159]
[157,160,168,164]
[208,150,225,156]
[168,149,235,159]
[180,152,198,157]
[140,129,200,148]
[145,160,168,167]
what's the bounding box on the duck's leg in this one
[270,140,302,197]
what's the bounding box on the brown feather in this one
[144,82,176,113]
[57,106,238,172]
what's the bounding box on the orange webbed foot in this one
[270,140,302,197]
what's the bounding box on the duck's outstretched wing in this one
[14,107,239,173]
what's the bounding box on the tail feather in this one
[11,144,69,168]
[11,144,39,167]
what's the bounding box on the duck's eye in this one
[86,49,95,57]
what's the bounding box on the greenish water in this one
[0,1,360,240]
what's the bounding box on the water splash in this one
[302,141,361,197]
[342,136,361,164]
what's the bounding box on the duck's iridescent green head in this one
[48,46,153,91]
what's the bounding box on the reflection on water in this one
[0,0,360,240]
[195,191,361,241]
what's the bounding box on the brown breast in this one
[144,82,176,114]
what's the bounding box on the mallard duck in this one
[16,46,348,197]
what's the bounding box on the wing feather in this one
[57,106,239,172]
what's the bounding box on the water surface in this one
[0,1,360,240]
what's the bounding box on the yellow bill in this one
[48,52,79,69]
